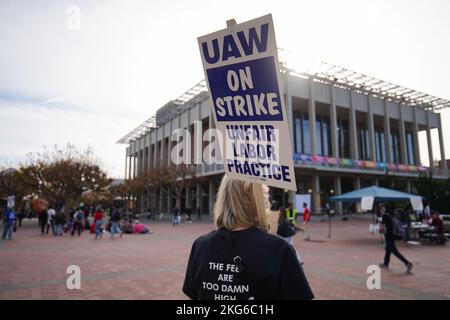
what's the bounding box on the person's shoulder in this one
[249,229,292,250]
[190,230,222,253]
[194,230,220,244]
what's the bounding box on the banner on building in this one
[198,14,297,190]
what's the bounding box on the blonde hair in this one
[214,175,268,231]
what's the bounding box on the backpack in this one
[393,218,404,239]
[277,221,296,238]
[75,211,83,221]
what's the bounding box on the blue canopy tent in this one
[329,186,421,203]
[328,186,423,237]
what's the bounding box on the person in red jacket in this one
[94,208,104,239]
[303,202,311,241]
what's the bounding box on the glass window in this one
[322,117,330,156]
[338,120,350,158]
[391,131,401,163]
[406,131,415,165]
[303,115,311,154]
[295,116,302,154]
[375,131,381,162]
[316,120,322,156]
[358,127,370,160]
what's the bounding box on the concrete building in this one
[118,58,449,215]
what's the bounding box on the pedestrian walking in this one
[185,207,192,224]
[379,206,414,273]
[94,208,104,239]
[71,209,84,236]
[183,176,314,300]
[2,208,16,240]
[110,207,122,238]
[54,209,64,236]
[18,208,25,227]
[302,202,311,241]
[47,206,56,235]
[38,209,48,235]
[172,207,181,226]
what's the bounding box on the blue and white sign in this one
[198,14,296,190]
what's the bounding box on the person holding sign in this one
[182,176,314,300]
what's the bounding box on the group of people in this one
[1,205,153,241]
[377,202,446,245]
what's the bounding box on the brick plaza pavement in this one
[1,216,449,299]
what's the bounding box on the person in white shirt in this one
[47,207,56,235]
[423,202,431,221]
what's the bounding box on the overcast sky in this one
[1,0,449,178]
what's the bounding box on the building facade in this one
[119,61,449,215]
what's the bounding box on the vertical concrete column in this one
[128,153,132,180]
[354,176,361,213]
[334,176,343,214]
[194,106,203,165]
[148,140,152,173]
[167,193,172,212]
[399,106,408,164]
[185,187,192,210]
[312,173,320,214]
[437,113,447,174]
[167,125,173,213]
[196,183,203,214]
[160,130,165,169]
[168,119,174,213]
[153,138,158,171]
[426,111,434,172]
[374,177,379,186]
[383,100,392,163]
[412,108,421,166]
[308,79,317,156]
[354,176,361,190]
[159,189,163,213]
[208,112,217,170]
[287,191,295,210]
[124,154,128,181]
[330,86,339,158]
[139,146,143,176]
[349,92,359,160]
[285,74,294,148]
[367,96,376,161]
[152,190,157,211]
[168,120,173,168]
[208,178,215,216]
[133,153,137,179]
[406,180,411,193]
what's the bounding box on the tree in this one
[0,168,29,210]
[158,164,197,210]
[412,172,450,213]
[20,144,109,208]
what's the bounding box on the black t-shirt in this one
[182,227,314,300]
[381,213,394,237]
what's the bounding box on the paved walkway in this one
[1,216,449,299]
